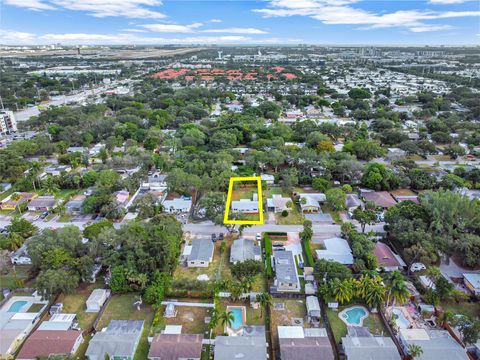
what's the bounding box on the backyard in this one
[270,298,309,351]
[0,265,33,289]
[326,306,387,344]
[96,293,155,360]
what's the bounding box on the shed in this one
[86,289,108,312]
[306,296,321,323]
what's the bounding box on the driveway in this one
[305,213,333,223]
[440,257,479,279]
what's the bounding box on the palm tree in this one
[364,278,386,309]
[256,292,272,317]
[384,270,410,308]
[408,344,423,359]
[42,177,59,195]
[29,161,42,191]
[220,310,235,329]
[208,307,219,338]
[331,278,355,304]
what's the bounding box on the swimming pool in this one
[229,307,244,330]
[392,308,410,329]
[7,300,28,313]
[339,306,368,326]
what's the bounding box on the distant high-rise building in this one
[217,51,223,60]
[0,111,17,134]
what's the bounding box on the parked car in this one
[255,233,262,241]
[218,233,224,240]
[211,233,217,242]
[410,262,426,272]
[40,212,49,219]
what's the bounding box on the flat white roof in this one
[278,326,304,339]
[400,328,430,341]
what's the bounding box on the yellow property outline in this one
[223,176,264,225]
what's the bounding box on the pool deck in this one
[226,305,247,336]
[338,305,369,327]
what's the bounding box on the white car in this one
[410,262,426,272]
[255,233,262,241]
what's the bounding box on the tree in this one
[220,310,235,329]
[359,275,386,308]
[256,292,272,317]
[312,178,331,192]
[6,217,37,239]
[451,316,480,345]
[408,344,423,359]
[314,259,352,281]
[353,208,377,233]
[361,163,399,190]
[230,260,262,281]
[384,270,409,307]
[83,219,113,240]
[343,139,384,161]
[331,278,355,304]
[348,88,372,100]
[325,188,346,211]
[36,269,79,299]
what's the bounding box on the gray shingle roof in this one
[230,238,260,263]
[188,240,214,262]
[214,336,267,360]
[342,335,401,360]
[274,250,298,284]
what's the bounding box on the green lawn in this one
[58,289,99,331]
[0,266,32,289]
[0,188,14,201]
[321,204,342,224]
[97,294,155,360]
[57,214,74,222]
[326,307,387,344]
[443,302,480,319]
[275,206,304,225]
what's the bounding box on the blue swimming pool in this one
[7,300,28,313]
[229,307,244,330]
[340,307,368,326]
[392,308,410,329]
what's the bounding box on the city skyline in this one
[1,0,479,45]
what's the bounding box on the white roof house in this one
[315,237,353,265]
[231,198,259,214]
[86,289,109,313]
[162,197,192,213]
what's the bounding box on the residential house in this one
[16,330,83,360]
[399,329,468,360]
[214,335,267,360]
[315,237,354,265]
[186,240,214,268]
[86,289,109,312]
[38,313,77,331]
[142,172,167,191]
[266,194,291,213]
[65,195,86,214]
[343,327,401,360]
[278,326,334,360]
[298,193,325,213]
[27,195,56,212]
[10,244,31,265]
[0,192,37,211]
[463,273,480,296]
[374,242,406,272]
[115,190,130,206]
[89,143,105,157]
[260,174,275,185]
[45,165,72,176]
[0,295,48,357]
[148,334,203,360]
[346,194,363,213]
[306,296,321,324]
[162,196,192,214]
[66,146,87,154]
[272,250,300,293]
[231,193,259,214]
[390,189,419,204]
[86,320,144,360]
[230,238,261,264]
[361,191,397,208]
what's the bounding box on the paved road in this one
[1,217,385,235]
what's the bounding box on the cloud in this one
[120,29,148,33]
[0,31,252,45]
[4,0,55,11]
[140,23,203,33]
[254,0,480,32]
[202,27,268,34]
[209,19,222,23]
[4,0,166,18]
[0,29,36,43]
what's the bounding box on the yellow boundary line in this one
[223,176,264,225]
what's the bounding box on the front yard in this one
[275,206,304,225]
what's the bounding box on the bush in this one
[263,234,273,278]
[281,210,288,217]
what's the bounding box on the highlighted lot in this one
[223,176,264,225]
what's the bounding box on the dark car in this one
[211,233,217,242]
[218,233,224,240]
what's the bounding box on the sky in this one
[1,0,479,45]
